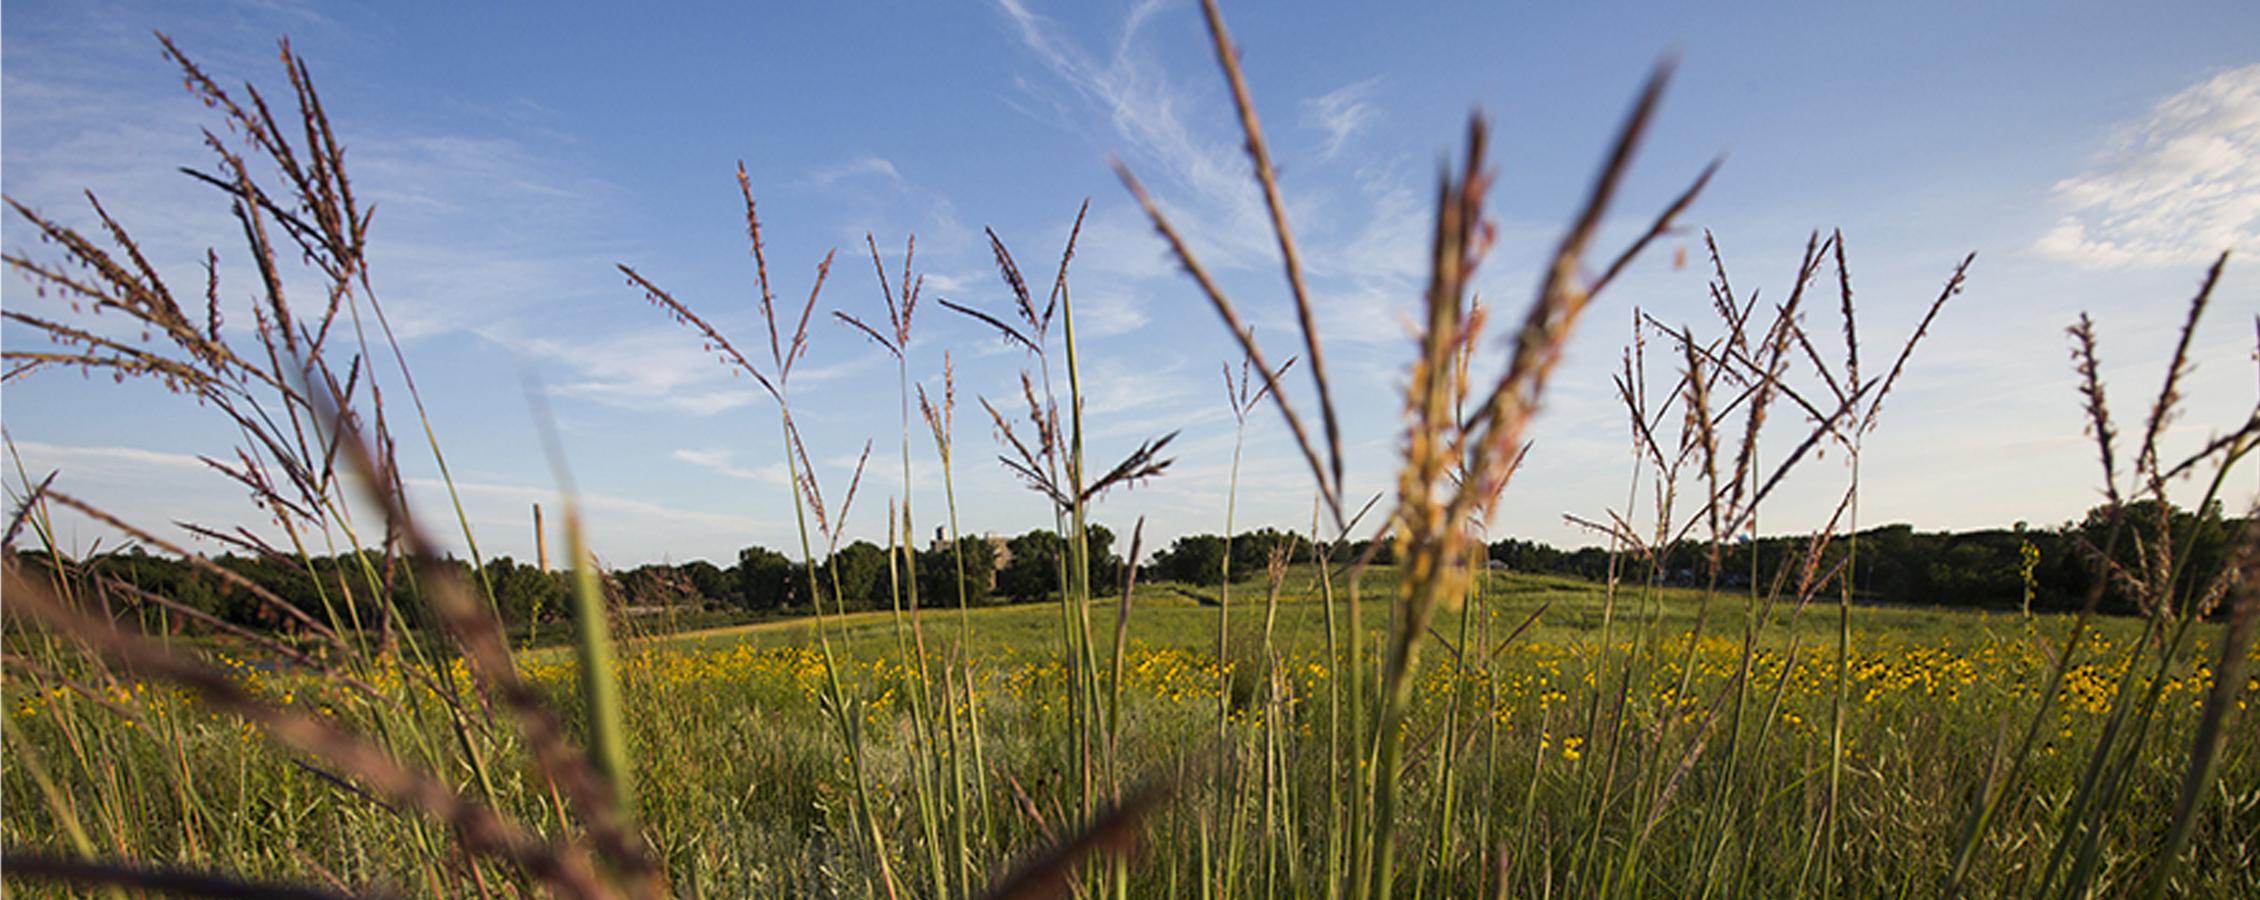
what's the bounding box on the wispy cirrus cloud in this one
[489,326,767,416]
[1,439,785,563]
[2036,63,2260,268]
[800,155,905,188]
[6,440,213,475]
[3,33,639,349]
[990,0,1440,355]
[399,475,783,557]
[992,0,1275,267]
[670,448,789,484]
[1302,77,1381,160]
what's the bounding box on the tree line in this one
[17,524,1132,633]
[1149,500,2241,618]
[20,501,2236,635]
[1483,499,2241,616]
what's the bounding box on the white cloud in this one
[985,4,1441,353]
[2,439,316,557]
[801,155,905,188]
[920,271,978,295]
[5,440,213,475]
[1063,289,1151,337]
[489,326,767,416]
[2036,63,2260,268]
[400,476,774,547]
[1301,78,1381,160]
[1078,355,1193,420]
[380,474,795,565]
[357,135,604,216]
[992,0,1275,268]
[671,448,789,484]
[1,45,637,351]
[1,436,787,563]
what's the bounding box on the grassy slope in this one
[635,566,2151,662]
[8,563,2247,896]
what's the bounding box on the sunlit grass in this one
[4,1,2257,896]
[7,578,2252,894]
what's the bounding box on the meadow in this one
[4,3,2258,898]
[6,569,2252,896]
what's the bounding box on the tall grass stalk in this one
[945,203,1177,898]
[920,352,997,865]
[8,8,2260,898]
[3,34,670,897]
[1126,2,1715,892]
[620,169,906,895]
[845,232,964,897]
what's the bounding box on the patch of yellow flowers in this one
[9,629,2254,762]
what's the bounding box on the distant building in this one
[930,530,1012,590]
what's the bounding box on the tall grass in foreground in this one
[4,34,664,899]
[1940,259,2260,899]
[1115,2,2257,897]
[622,171,921,897]
[4,3,2258,898]
[1117,0,1723,891]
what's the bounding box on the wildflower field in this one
[5,1,2259,897]
[8,567,2255,896]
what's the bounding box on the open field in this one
[646,567,2103,658]
[9,570,2253,896]
[6,2,2259,897]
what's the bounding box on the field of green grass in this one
[662,566,2075,660]
[5,4,2257,897]
[9,567,2252,896]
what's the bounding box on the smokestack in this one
[534,502,549,572]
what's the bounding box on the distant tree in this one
[620,563,712,611]
[1489,537,1563,573]
[2067,499,2235,616]
[1156,534,1229,586]
[214,552,322,629]
[826,541,889,610]
[1576,547,1615,581]
[997,529,1064,602]
[919,535,996,605]
[671,560,724,604]
[1232,527,1309,574]
[1087,523,1124,591]
[992,524,1125,603]
[484,556,566,624]
[735,545,799,612]
[85,547,223,629]
[1333,538,1397,567]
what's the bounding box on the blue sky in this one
[5,0,2257,567]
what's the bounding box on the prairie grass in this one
[6,575,2248,894]
[5,3,2259,898]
